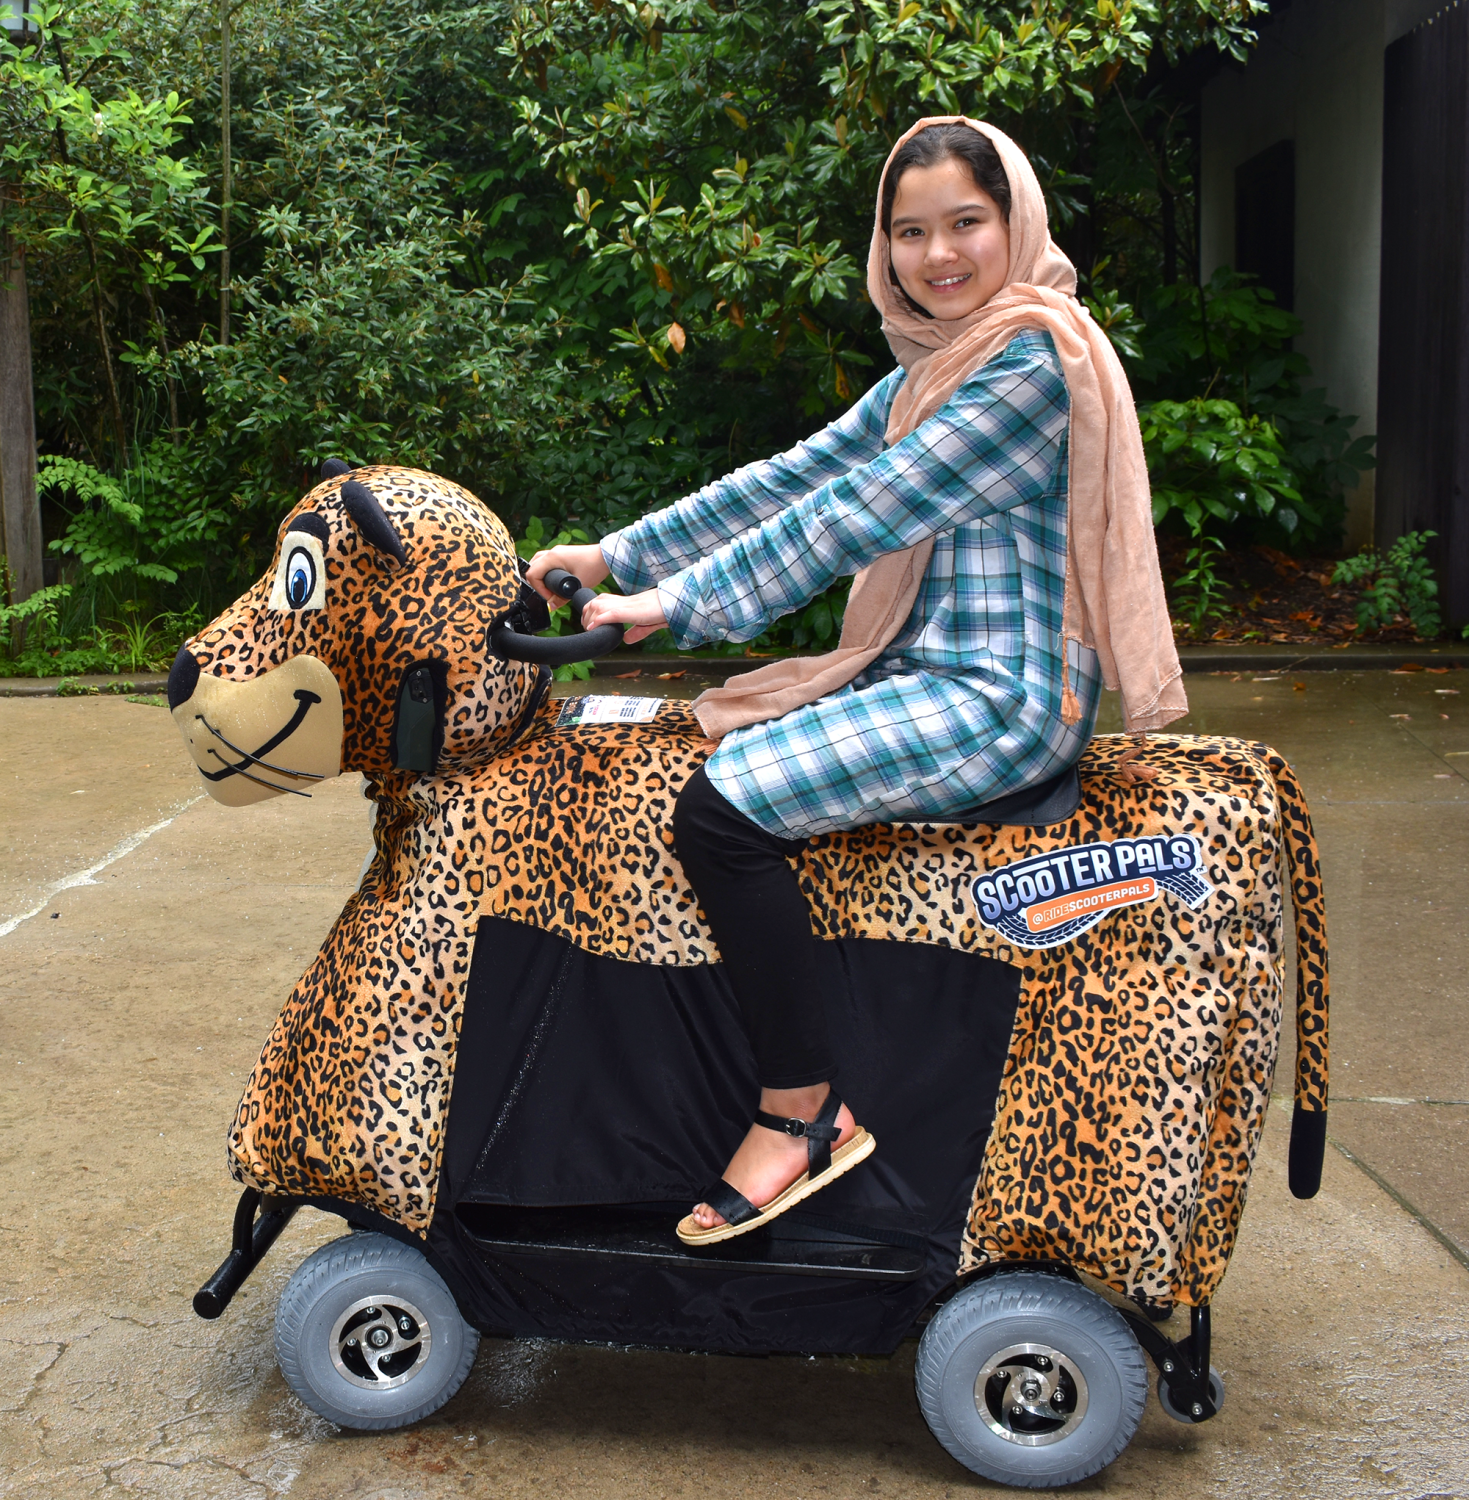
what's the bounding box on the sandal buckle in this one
[783,1118,808,1138]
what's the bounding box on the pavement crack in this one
[1330,1135,1469,1275]
[0,1338,67,1415]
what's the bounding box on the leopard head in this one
[168,463,547,804]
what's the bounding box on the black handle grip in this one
[489,618,625,665]
[543,567,580,601]
[493,566,625,664]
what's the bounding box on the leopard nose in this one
[167,645,200,710]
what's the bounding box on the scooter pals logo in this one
[972,835,1213,947]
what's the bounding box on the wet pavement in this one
[1,673,1466,1499]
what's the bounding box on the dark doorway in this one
[1235,139,1296,311]
[1378,8,1469,624]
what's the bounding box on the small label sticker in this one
[557,695,664,726]
[972,835,1213,947]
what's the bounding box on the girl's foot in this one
[688,1082,859,1231]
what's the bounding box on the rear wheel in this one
[915,1272,1149,1488]
[1158,1366,1226,1424]
[275,1232,478,1430]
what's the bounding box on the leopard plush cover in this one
[184,467,1328,1311]
[235,698,1326,1309]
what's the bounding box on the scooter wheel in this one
[1158,1366,1226,1424]
[914,1271,1148,1489]
[275,1233,478,1430]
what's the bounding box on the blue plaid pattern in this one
[601,330,1101,839]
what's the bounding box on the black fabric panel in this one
[429,917,1021,1353]
[1379,12,1469,624]
[421,1243,951,1354]
[440,918,760,1209]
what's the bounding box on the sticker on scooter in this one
[557,695,664,726]
[971,835,1214,947]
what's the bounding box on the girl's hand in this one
[525,543,610,604]
[580,587,668,645]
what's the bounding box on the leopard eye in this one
[285,547,317,609]
[270,529,327,613]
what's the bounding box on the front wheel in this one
[914,1271,1149,1488]
[275,1232,479,1430]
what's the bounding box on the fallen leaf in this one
[1293,681,1307,692]
[1394,662,1425,672]
[1426,666,1451,674]
[1390,713,1412,720]
[656,670,686,680]
[1435,688,1461,695]
[612,670,641,679]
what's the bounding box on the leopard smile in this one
[171,654,345,806]
[195,690,326,795]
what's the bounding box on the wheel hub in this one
[974,1342,1089,1447]
[329,1296,433,1390]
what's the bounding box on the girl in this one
[528,118,1185,1246]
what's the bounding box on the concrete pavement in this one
[0,674,1465,1499]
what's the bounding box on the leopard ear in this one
[320,458,353,480]
[340,478,408,565]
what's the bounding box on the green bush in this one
[0,570,195,677]
[1332,531,1445,639]
[1138,397,1302,634]
[1130,270,1374,550]
[20,1,1375,661]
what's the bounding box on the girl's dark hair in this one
[880,125,1011,317]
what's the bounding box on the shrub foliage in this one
[1,0,1387,661]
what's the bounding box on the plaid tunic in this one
[601,329,1101,840]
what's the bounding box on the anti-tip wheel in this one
[1158,1366,1226,1424]
[274,1232,479,1430]
[914,1272,1149,1489]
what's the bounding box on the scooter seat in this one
[952,763,1081,826]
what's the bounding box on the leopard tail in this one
[1266,748,1329,1199]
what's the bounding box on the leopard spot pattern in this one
[183,471,1328,1311]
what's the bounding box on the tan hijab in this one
[691,116,1186,739]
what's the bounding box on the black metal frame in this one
[1121,1303,1218,1423]
[193,1189,1219,1425]
[193,1188,299,1319]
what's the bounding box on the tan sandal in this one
[676,1089,876,1247]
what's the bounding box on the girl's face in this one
[888,157,1011,320]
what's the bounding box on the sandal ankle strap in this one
[754,1089,844,1177]
[752,1110,841,1141]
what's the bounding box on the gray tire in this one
[274,1232,479,1430]
[915,1272,1148,1488]
[1158,1365,1226,1424]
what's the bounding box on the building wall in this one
[1199,0,1445,548]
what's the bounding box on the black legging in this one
[672,765,837,1089]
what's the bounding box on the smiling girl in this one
[528,119,1185,1245]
